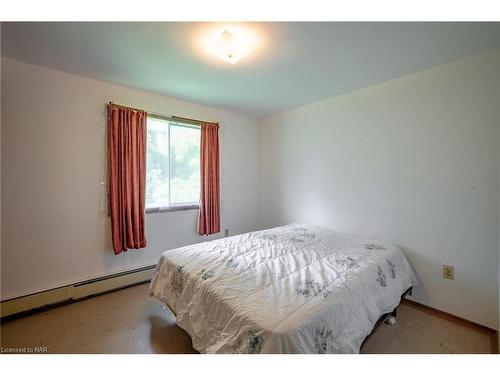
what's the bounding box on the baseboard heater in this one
[0,265,156,320]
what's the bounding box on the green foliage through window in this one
[146,116,200,208]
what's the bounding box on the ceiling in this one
[2,22,500,117]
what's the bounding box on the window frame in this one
[145,114,201,214]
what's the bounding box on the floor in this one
[0,283,495,354]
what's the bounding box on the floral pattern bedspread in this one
[149,224,417,353]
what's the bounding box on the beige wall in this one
[1,58,261,300]
[260,49,500,329]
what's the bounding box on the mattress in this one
[150,224,417,353]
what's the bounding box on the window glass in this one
[146,116,200,209]
[169,123,201,205]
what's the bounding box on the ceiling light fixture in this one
[205,29,255,64]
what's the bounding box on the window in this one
[146,115,201,211]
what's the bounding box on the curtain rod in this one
[107,102,217,125]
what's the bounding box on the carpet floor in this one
[0,283,495,354]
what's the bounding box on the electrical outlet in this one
[442,265,454,280]
[224,229,229,237]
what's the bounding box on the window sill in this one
[146,204,199,214]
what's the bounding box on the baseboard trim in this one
[402,298,498,353]
[1,265,156,321]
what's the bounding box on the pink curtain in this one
[107,105,147,254]
[198,122,221,235]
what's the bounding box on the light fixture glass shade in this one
[205,30,254,64]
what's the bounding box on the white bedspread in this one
[150,224,417,353]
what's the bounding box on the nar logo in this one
[0,346,48,354]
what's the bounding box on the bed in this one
[150,224,417,353]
